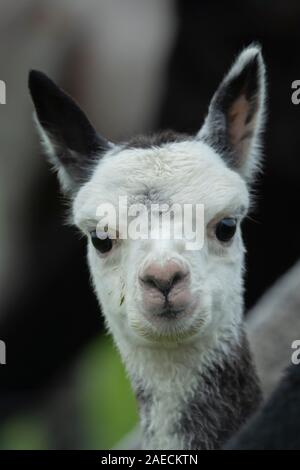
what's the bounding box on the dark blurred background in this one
[0,0,299,449]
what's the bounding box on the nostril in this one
[141,275,170,295]
[171,271,186,286]
[142,275,159,290]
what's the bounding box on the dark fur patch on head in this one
[124,130,192,150]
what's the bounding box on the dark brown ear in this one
[29,70,113,194]
[198,45,266,182]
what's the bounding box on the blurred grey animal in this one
[224,363,300,449]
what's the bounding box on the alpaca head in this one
[29,46,265,350]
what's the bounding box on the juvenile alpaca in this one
[29,45,265,450]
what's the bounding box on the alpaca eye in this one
[215,218,237,242]
[90,230,113,254]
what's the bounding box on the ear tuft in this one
[29,70,113,194]
[198,44,266,182]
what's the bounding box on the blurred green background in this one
[0,336,138,449]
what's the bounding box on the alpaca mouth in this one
[131,310,205,344]
[135,301,203,340]
[155,305,186,319]
[143,300,191,322]
[146,296,198,320]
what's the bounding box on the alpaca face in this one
[29,45,266,350]
[73,139,249,345]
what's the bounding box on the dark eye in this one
[215,218,237,242]
[90,230,113,254]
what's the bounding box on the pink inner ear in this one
[227,93,257,165]
[228,94,249,146]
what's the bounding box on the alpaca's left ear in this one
[198,45,266,182]
[29,70,114,194]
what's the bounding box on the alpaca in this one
[29,45,265,450]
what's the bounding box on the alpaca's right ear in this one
[29,70,113,194]
[198,45,266,182]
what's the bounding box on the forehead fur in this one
[73,137,249,228]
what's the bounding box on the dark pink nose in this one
[139,261,188,298]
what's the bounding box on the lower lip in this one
[140,310,202,343]
[156,309,185,319]
[144,307,191,326]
